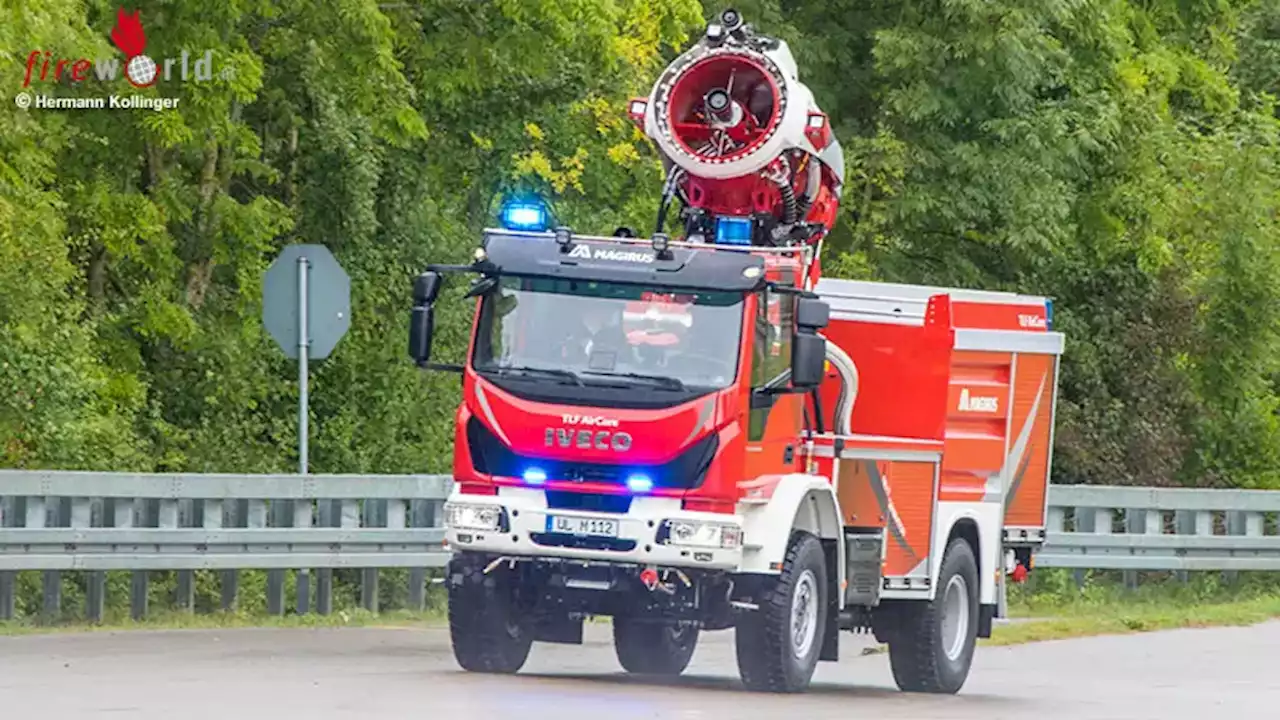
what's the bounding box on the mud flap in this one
[978,603,995,639]
[534,614,584,644]
[820,538,839,661]
[820,610,839,661]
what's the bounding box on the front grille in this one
[530,533,638,552]
[545,491,632,514]
[467,417,717,491]
[558,464,624,484]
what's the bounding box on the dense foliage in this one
[5,0,1280,491]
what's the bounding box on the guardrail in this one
[2,472,1279,623]
[1035,484,1280,572]
[0,471,451,622]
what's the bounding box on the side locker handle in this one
[783,445,795,463]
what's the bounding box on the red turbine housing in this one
[627,9,845,283]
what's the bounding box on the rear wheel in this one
[886,538,979,694]
[613,618,699,676]
[734,531,828,693]
[447,554,534,674]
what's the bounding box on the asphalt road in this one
[1,620,1277,719]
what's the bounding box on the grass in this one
[985,595,1280,646]
[3,569,1279,646]
[0,607,445,636]
[979,568,1280,646]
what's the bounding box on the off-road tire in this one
[734,531,828,693]
[886,537,979,694]
[447,555,534,674]
[613,618,699,676]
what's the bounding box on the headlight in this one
[660,519,742,549]
[445,502,504,532]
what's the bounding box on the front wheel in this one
[613,618,699,676]
[886,537,979,694]
[734,531,828,693]
[447,555,534,674]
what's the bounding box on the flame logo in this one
[110,7,147,58]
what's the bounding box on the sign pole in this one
[297,255,310,475]
[296,255,311,615]
[265,243,346,616]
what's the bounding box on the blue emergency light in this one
[714,216,754,246]
[625,473,653,493]
[500,199,551,232]
[522,467,547,485]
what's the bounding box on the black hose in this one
[654,168,680,234]
[779,182,797,224]
[655,192,672,235]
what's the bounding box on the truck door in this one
[744,280,802,477]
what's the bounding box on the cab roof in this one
[477,228,779,293]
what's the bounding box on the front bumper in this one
[443,486,745,571]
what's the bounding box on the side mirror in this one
[795,297,829,331]
[413,271,443,304]
[790,332,826,388]
[408,304,435,366]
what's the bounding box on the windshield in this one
[472,276,744,390]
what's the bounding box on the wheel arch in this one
[791,486,843,542]
[948,516,981,570]
[932,504,1000,608]
[738,474,845,604]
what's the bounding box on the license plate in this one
[546,514,619,537]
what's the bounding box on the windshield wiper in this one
[581,371,685,391]
[485,365,583,386]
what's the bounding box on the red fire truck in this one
[408,225,1063,694]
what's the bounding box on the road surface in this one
[1,620,1276,718]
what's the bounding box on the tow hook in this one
[483,556,517,574]
[639,566,677,594]
[1011,562,1028,583]
[639,566,659,590]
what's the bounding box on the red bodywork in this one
[802,285,1059,572]
[809,295,1052,441]
[809,296,1051,443]
[814,298,954,442]
[453,372,746,510]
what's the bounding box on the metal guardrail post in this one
[266,498,286,617]
[221,500,240,612]
[296,497,314,615]
[361,499,381,613]
[129,500,157,618]
[317,498,334,615]
[0,497,13,620]
[408,498,430,612]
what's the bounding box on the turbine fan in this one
[641,43,792,180]
[666,53,780,164]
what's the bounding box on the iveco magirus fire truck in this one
[407,8,1064,694]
